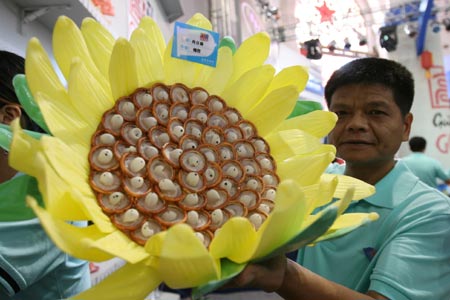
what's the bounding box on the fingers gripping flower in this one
[8,14,377,300]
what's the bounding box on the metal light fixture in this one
[379,25,398,52]
[343,37,351,50]
[403,22,418,38]
[358,36,367,46]
[327,40,336,52]
[443,17,450,31]
[430,20,440,33]
[304,39,322,60]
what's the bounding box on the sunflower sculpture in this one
[4,13,378,300]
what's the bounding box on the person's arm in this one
[231,256,388,300]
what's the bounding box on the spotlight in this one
[358,36,367,46]
[343,37,351,50]
[430,20,440,33]
[404,22,418,38]
[304,39,322,60]
[327,40,336,52]
[443,18,450,31]
[353,29,367,46]
[379,25,398,52]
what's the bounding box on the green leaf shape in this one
[219,36,237,54]
[0,123,44,151]
[191,259,246,299]
[13,74,51,133]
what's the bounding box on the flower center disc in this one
[88,83,279,247]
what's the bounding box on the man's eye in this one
[368,110,385,115]
[334,111,348,117]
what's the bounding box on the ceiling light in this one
[430,20,440,33]
[327,40,336,52]
[443,18,450,31]
[304,39,322,60]
[404,22,418,38]
[379,25,398,52]
[343,37,351,50]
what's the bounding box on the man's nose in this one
[346,112,368,131]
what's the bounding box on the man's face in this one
[327,84,412,167]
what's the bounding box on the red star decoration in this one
[316,1,335,24]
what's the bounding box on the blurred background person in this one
[402,136,450,189]
[0,50,91,300]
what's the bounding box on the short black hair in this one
[0,50,43,132]
[409,136,426,152]
[324,57,414,116]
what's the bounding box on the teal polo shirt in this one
[0,174,90,300]
[402,153,450,188]
[297,160,450,300]
[0,219,91,300]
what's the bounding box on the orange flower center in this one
[88,83,279,246]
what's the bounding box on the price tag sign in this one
[171,22,219,67]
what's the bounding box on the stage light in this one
[404,22,418,38]
[304,39,322,60]
[430,20,440,33]
[343,37,351,50]
[379,25,398,52]
[443,18,450,31]
[327,40,336,52]
[358,36,367,46]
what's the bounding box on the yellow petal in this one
[221,65,275,115]
[9,124,85,218]
[163,14,213,87]
[81,17,115,79]
[73,262,160,300]
[9,122,112,230]
[322,174,376,200]
[109,38,139,100]
[333,185,355,216]
[38,136,114,231]
[302,174,338,213]
[138,17,166,59]
[252,180,307,259]
[329,212,379,231]
[209,217,257,263]
[25,38,69,111]
[266,65,309,94]
[25,38,90,143]
[314,212,379,243]
[28,197,149,263]
[187,13,213,30]
[266,129,323,162]
[130,28,164,86]
[34,93,92,151]
[227,32,270,87]
[53,16,103,85]
[158,224,220,288]
[164,38,208,88]
[278,151,335,185]
[9,120,43,179]
[202,46,233,95]
[68,58,114,129]
[246,86,299,137]
[276,110,338,138]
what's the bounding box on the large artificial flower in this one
[6,13,377,300]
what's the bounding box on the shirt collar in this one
[364,160,419,209]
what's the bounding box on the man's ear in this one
[402,112,413,142]
[0,104,22,125]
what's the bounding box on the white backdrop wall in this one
[0,0,54,58]
[388,26,450,169]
